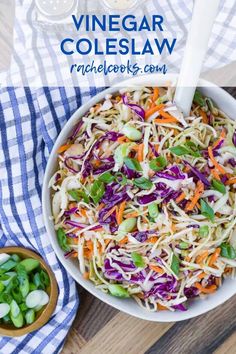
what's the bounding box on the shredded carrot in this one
[157,303,168,311]
[119,236,128,244]
[185,181,204,211]
[145,104,165,119]
[117,136,129,144]
[215,278,220,286]
[196,250,209,264]
[195,283,217,294]
[57,144,72,154]
[92,159,102,168]
[86,240,93,251]
[147,236,158,244]
[124,211,139,218]
[150,265,164,274]
[152,87,159,102]
[212,129,226,149]
[154,117,178,124]
[103,205,118,221]
[210,168,221,181]
[80,208,87,218]
[208,248,221,267]
[200,109,208,124]
[97,203,105,211]
[197,272,207,279]
[83,249,92,259]
[176,192,186,204]
[137,143,144,162]
[70,251,78,257]
[208,146,226,174]
[117,201,126,225]
[83,272,89,280]
[225,177,236,185]
[159,110,178,121]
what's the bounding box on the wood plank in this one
[72,286,118,341]
[214,333,236,354]
[77,312,173,354]
[63,329,87,354]
[145,295,236,354]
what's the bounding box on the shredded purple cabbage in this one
[122,94,145,121]
[183,160,210,187]
[233,130,236,146]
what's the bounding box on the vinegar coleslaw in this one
[50,87,236,312]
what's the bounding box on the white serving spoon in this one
[174,0,221,116]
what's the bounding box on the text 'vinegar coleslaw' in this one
[50,87,236,312]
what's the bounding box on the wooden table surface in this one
[1,4,236,353]
[62,87,236,354]
[63,284,236,354]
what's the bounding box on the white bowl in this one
[42,74,236,321]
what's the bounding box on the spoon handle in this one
[174,0,220,116]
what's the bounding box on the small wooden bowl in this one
[0,247,58,337]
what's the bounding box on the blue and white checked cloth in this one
[0,86,102,353]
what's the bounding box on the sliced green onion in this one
[220,243,236,259]
[200,199,215,222]
[131,252,145,268]
[114,143,134,166]
[19,303,28,312]
[124,157,142,172]
[212,179,226,195]
[170,254,180,276]
[170,144,201,157]
[0,303,10,319]
[206,98,218,115]
[149,156,167,171]
[170,145,190,156]
[199,225,209,238]
[98,172,114,184]
[133,177,153,190]
[17,264,29,298]
[179,242,189,250]
[90,180,105,204]
[11,254,21,262]
[0,254,10,265]
[118,218,136,237]
[25,309,35,325]
[115,172,128,186]
[193,90,206,107]
[29,283,37,291]
[12,288,23,303]
[19,259,39,273]
[0,282,4,293]
[10,311,24,328]
[10,300,20,318]
[33,272,44,290]
[40,270,50,288]
[68,189,89,204]
[122,125,142,141]
[25,290,44,309]
[148,203,159,218]
[57,228,70,252]
[108,284,129,298]
[0,259,17,274]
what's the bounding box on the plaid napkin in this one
[0,86,102,353]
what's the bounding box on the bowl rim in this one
[42,74,236,322]
[0,247,58,337]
